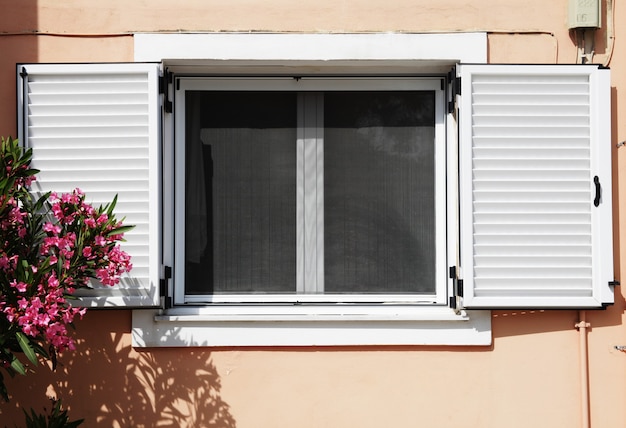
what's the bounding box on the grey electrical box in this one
[568,0,601,29]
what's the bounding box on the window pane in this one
[185,91,297,294]
[324,91,436,293]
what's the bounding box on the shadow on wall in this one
[491,290,626,340]
[1,310,236,428]
[0,0,38,134]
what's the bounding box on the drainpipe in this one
[575,310,591,428]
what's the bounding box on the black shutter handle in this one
[594,176,601,207]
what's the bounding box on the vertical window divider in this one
[314,93,325,295]
[297,92,325,294]
[296,94,306,294]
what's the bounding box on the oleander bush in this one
[0,136,133,404]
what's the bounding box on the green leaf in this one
[106,225,135,236]
[24,168,39,176]
[106,194,119,216]
[16,332,38,366]
[10,355,25,375]
[33,194,50,213]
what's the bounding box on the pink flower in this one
[51,203,63,219]
[46,304,59,318]
[82,204,95,216]
[23,175,35,186]
[96,213,108,226]
[43,222,62,234]
[4,311,15,323]
[21,323,36,337]
[47,274,60,289]
[10,280,27,293]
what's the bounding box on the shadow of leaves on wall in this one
[2,311,236,428]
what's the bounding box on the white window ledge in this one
[132,308,492,347]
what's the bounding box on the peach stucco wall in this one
[1,1,626,427]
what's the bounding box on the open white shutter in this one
[458,64,614,309]
[18,63,161,307]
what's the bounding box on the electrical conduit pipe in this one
[575,310,591,428]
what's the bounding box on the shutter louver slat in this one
[459,65,613,308]
[18,63,161,308]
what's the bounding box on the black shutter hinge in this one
[609,280,620,287]
[449,295,457,309]
[19,67,28,78]
[449,266,464,297]
[449,266,464,310]
[160,265,173,309]
[158,68,171,94]
[447,69,461,114]
[160,69,173,113]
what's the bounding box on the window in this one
[17,33,614,346]
[173,77,447,305]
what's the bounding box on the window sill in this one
[132,307,492,347]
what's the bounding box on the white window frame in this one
[174,76,448,305]
[132,32,492,347]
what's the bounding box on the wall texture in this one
[1,0,625,427]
